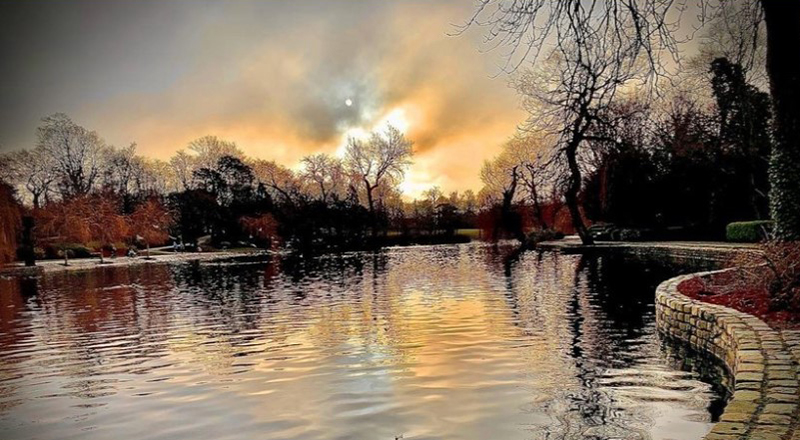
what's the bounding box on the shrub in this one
[732,240,800,311]
[726,220,773,242]
[45,243,94,260]
[762,241,800,310]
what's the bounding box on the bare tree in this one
[511,50,642,244]
[138,158,178,195]
[4,146,56,208]
[36,113,106,198]
[504,135,556,230]
[102,143,141,200]
[461,0,800,240]
[250,159,300,204]
[170,150,196,191]
[344,124,413,230]
[461,189,478,214]
[187,135,244,170]
[480,149,523,240]
[691,2,767,87]
[301,153,346,202]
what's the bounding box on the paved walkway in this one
[538,237,761,265]
[540,236,761,252]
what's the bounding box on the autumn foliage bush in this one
[733,240,800,312]
[33,194,173,264]
[240,214,279,249]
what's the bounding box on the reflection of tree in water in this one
[554,255,620,439]
[0,266,178,418]
[494,251,710,440]
[0,246,723,439]
[171,259,269,333]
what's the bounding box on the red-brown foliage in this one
[34,193,130,262]
[0,182,22,264]
[34,197,93,246]
[129,198,172,248]
[678,270,800,330]
[240,214,279,248]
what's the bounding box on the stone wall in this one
[656,270,800,440]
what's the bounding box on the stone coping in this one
[656,269,800,440]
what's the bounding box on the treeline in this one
[478,57,773,242]
[0,119,480,264]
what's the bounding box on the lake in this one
[0,243,727,440]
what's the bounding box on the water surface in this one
[0,244,725,440]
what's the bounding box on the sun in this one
[345,98,353,107]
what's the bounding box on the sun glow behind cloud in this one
[0,0,525,198]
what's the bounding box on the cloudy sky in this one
[0,0,526,197]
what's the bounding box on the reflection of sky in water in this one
[0,244,723,440]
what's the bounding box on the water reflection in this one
[0,244,724,440]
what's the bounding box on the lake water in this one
[0,244,726,440]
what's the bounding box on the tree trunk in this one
[22,216,35,267]
[500,167,524,242]
[529,182,548,230]
[364,179,377,238]
[762,0,800,240]
[565,141,594,245]
[63,245,69,266]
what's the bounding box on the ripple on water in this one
[0,244,725,440]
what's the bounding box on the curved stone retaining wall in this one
[656,270,800,440]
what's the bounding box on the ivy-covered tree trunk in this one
[763,0,800,240]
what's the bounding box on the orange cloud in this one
[73,1,524,198]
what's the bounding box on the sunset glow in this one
[0,0,524,196]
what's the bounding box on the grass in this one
[455,229,482,239]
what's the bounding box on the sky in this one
[0,0,526,197]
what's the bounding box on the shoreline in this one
[0,249,265,277]
[539,237,798,439]
[657,270,800,440]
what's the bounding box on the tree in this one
[129,198,172,259]
[36,113,106,198]
[509,45,650,245]
[480,148,523,241]
[505,135,554,230]
[461,189,478,215]
[711,57,773,219]
[0,180,21,265]
[582,100,663,229]
[240,214,279,248]
[170,150,197,191]
[191,155,258,244]
[102,143,142,205]
[86,194,129,263]
[3,146,56,208]
[300,153,346,202]
[34,197,92,266]
[137,158,178,196]
[462,0,800,240]
[344,124,413,234]
[168,189,217,245]
[187,135,244,170]
[762,1,800,240]
[250,159,300,205]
